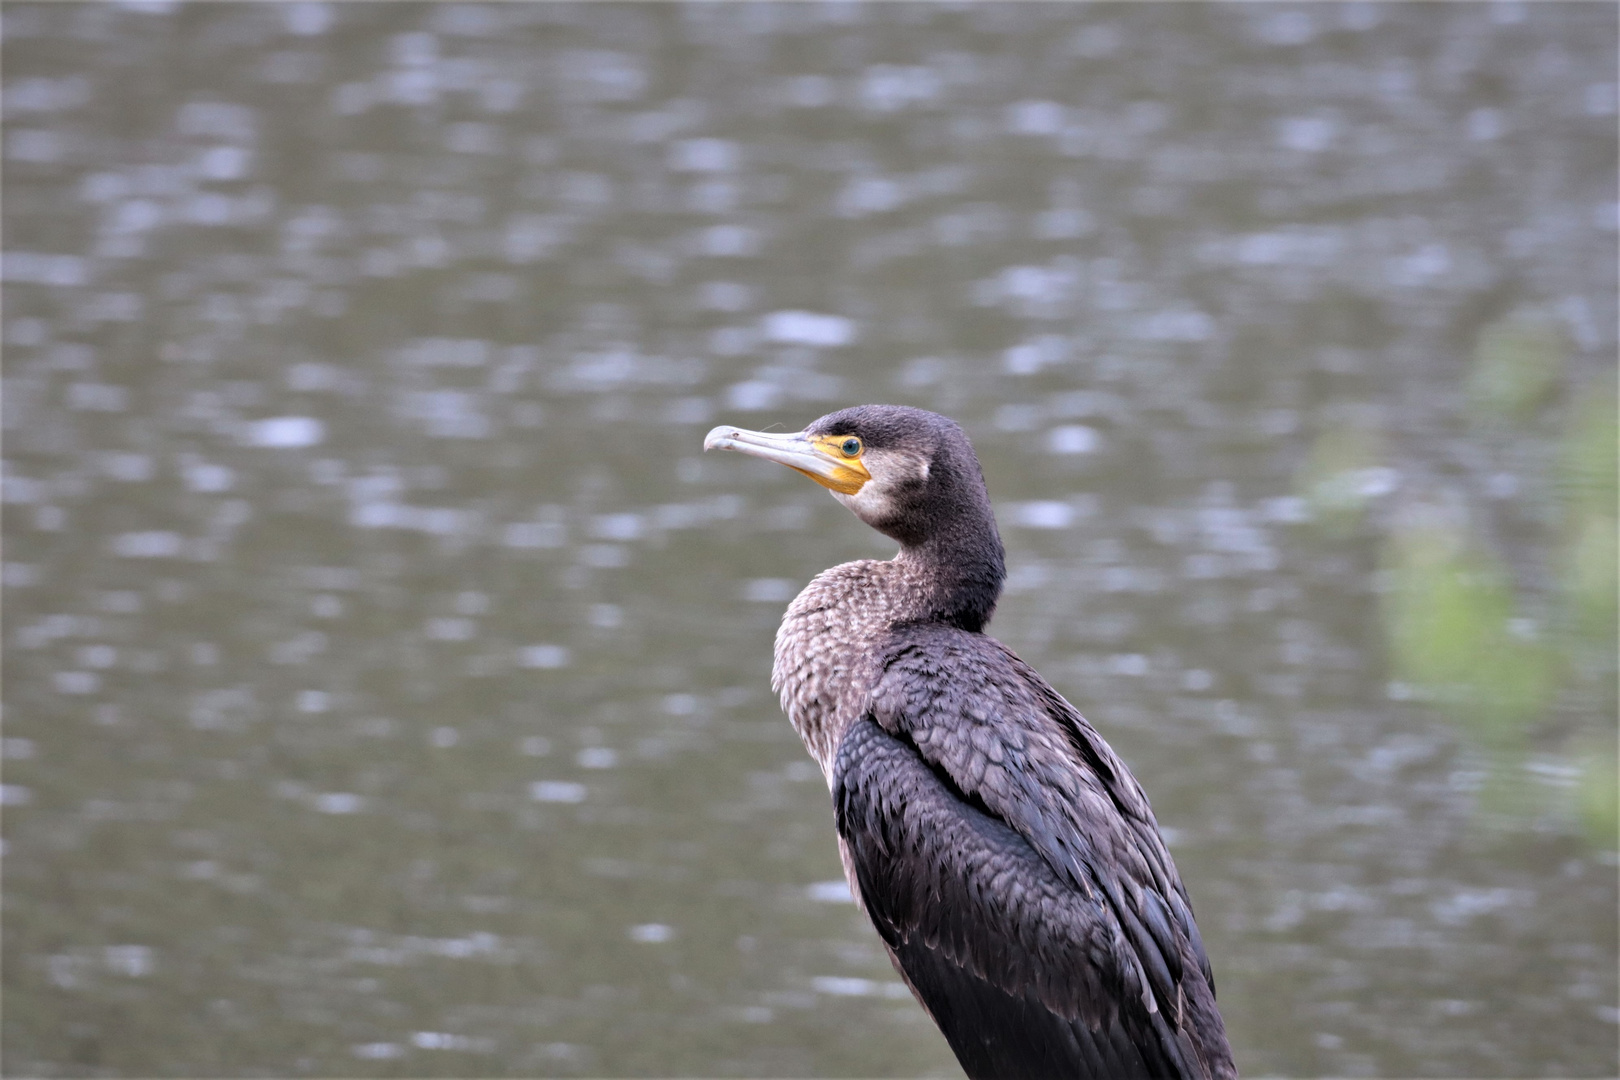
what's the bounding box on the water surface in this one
[3,4,1616,1076]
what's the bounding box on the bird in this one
[704,404,1236,1080]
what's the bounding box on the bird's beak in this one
[703,424,870,495]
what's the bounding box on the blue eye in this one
[841,437,862,458]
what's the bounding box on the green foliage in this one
[1297,423,1388,534]
[1575,740,1619,851]
[1382,524,1557,745]
[1467,313,1567,421]
[1564,516,1619,636]
[1382,373,1616,848]
[1557,386,1619,639]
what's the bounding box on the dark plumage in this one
[704,405,1236,1080]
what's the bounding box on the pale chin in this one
[833,484,898,530]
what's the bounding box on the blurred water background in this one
[2,3,1616,1077]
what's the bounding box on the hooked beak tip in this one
[703,425,740,452]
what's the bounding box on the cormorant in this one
[704,405,1236,1080]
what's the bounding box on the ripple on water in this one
[1,5,1613,1078]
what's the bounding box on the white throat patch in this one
[832,446,929,530]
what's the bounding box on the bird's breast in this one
[771,560,909,781]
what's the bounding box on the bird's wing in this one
[834,624,1230,1080]
[835,716,1194,1079]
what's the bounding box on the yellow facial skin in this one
[801,434,870,493]
[702,426,871,495]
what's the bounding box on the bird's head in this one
[704,404,995,552]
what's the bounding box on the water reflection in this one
[2,2,1616,1077]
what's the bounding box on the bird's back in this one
[835,620,1236,1080]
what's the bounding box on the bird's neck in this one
[896,516,1005,633]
